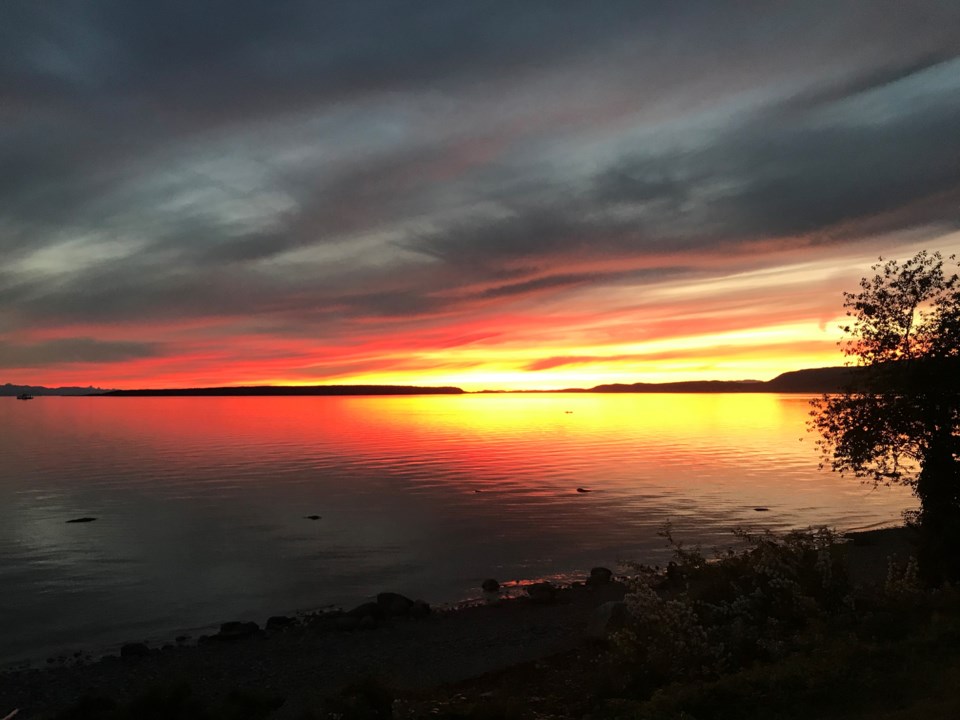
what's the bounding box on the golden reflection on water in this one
[29,392,808,447]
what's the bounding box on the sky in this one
[2,1,959,391]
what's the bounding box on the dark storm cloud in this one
[2,0,960,349]
[0,338,160,366]
[1,1,663,105]
[595,59,960,241]
[412,56,960,273]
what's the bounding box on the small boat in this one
[16,393,34,400]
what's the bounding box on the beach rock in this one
[348,601,384,620]
[120,642,150,658]
[65,517,97,523]
[483,590,501,605]
[585,600,630,640]
[376,592,414,616]
[576,487,591,493]
[332,615,358,631]
[482,577,501,604]
[409,599,431,619]
[481,578,500,593]
[358,615,378,630]
[216,621,260,641]
[266,615,295,631]
[587,567,613,586]
[526,582,557,604]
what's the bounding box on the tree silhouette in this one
[810,250,960,583]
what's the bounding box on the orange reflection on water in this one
[13,393,912,529]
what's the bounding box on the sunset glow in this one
[3,5,959,390]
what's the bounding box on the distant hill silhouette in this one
[764,366,863,392]
[1,383,113,396]
[582,366,861,394]
[101,385,465,397]
[8,367,862,398]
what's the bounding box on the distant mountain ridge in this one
[6,367,859,397]
[581,366,860,394]
[1,383,113,396]
[101,385,465,396]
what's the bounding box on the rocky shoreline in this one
[0,571,628,719]
[0,529,913,719]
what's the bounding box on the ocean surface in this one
[0,394,913,665]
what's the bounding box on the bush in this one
[615,526,853,679]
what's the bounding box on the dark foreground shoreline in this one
[0,528,914,719]
[0,579,626,719]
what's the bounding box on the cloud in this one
[2,2,959,386]
[0,338,161,366]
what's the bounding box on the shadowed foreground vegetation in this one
[35,527,960,719]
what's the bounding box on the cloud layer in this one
[2,2,960,388]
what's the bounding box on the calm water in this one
[0,394,913,665]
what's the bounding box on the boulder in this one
[585,600,630,640]
[409,599,431,619]
[587,567,613,586]
[525,581,557,604]
[347,601,384,620]
[335,615,360,631]
[216,621,260,641]
[376,592,414,616]
[266,615,295,631]
[481,578,500,593]
[120,642,150,658]
[358,615,378,630]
